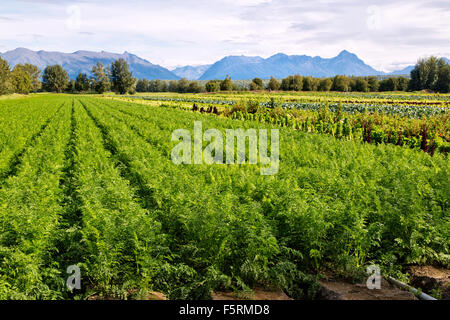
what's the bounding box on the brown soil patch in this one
[320,278,417,300]
[212,288,292,300]
[87,291,167,300]
[407,266,450,300]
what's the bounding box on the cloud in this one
[0,16,17,21]
[289,23,317,31]
[0,0,448,72]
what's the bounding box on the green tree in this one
[318,78,333,92]
[436,64,450,93]
[75,73,90,92]
[136,79,149,92]
[187,81,202,93]
[250,77,263,91]
[367,76,379,92]
[109,59,135,94]
[267,76,280,91]
[13,63,41,92]
[177,78,190,93]
[42,65,69,93]
[205,80,220,92]
[168,80,178,92]
[396,77,409,91]
[10,68,32,94]
[280,76,292,90]
[220,75,233,91]
[0,57,12,95]
[331,75,351,92]
[66,79,76,93]
[312,78,320,91]
[148,79,168,92]
[292,75,303,91]
[148,80,157,92]
[303,76,313,91]
[409,56,448,92]
[354,77,369,92]
[91,62,110,94]
[379,78,394,91]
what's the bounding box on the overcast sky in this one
[0,0,449,71]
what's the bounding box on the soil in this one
[87,265,449,300]
[319,278,417,300]
[212,288,292,300]
[87,291,167,300]
[406,266,450,300]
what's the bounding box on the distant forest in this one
[0,56,449,95]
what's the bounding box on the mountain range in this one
[1,48,448,80]
[199,50,383,80]
[0,48,179,80]
[172,64,212,80]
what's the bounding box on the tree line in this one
[137,57,449,94]
[0,58,136,95]
[0,56,449,95]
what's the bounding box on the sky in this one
[0,0,449,72]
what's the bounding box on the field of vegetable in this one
[0,94,448,300]
[117,91,450,155]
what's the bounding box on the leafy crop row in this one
[130,95,448,118]
[0,96,62,181]
[63,101,167,298]
[86,97,449,297]
[0,96,447,299]
[0,101,71,299]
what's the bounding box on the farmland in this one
[0,93,449,300]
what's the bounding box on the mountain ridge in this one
[0,48,180,80]
[171,64,212,80]
[1,48,448,80]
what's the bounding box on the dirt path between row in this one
[320,278,417,300]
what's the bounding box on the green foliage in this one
[136,79,149,92]
[75,73,90,92]
[91,62,110,94]
[220,75,233,91]
[250,78,264,91]
[267,76,280,91]
[205,80,220,92]
[0,57,12,95]
[379,77,409,92]
[410,57,450,93]
[109,59,136,95]
[13,63,41,92]
[353,77,369,92]
[148,79,168,92]
[10,68,32,94]
[303,76,314,91]
[42,65,69,93]
[0,94,448,300]
[332,75,351,92]
[0,98,71,298]
[318,78,333,92]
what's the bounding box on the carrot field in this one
[0,94,448,299]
